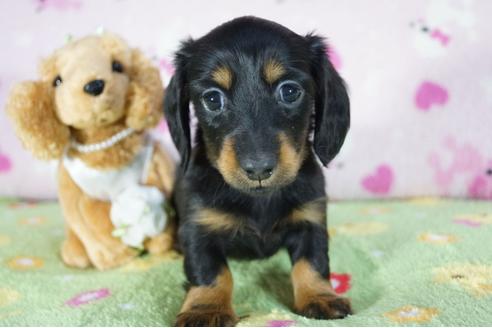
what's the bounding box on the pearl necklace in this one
[70,127,135,154]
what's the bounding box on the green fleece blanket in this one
[1,197,491,326]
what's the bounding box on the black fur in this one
[165,16,350,321]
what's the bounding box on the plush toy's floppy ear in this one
[125,49,164,130]
[164,41,193,170]
[6,80,70,160]
[306,34,350,166]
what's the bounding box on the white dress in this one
[62,139,166,248]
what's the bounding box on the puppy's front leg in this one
[287,222,352,320]
[176,225,238,327]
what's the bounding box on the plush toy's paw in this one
[145,232,174,255]
[295,293,352,320]
[175,305,238,327]
[61,238,91,269]
[89,244,138,270]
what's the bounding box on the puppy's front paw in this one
[175,305,238,327]
[296,293,352,320]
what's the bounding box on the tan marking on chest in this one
[195,208,244,233]
[290,198,327,226]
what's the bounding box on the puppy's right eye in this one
[53,75,62,87]
[278,81,302,104]
[201,89,224,112]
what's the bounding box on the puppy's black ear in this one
[164,40,193,170]
[306,34,350,166]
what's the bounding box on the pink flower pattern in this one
[65,288,111,307]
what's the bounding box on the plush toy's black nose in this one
[241,156,276,181]
[83,79,105,96]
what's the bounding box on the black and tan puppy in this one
[164,16,351,326]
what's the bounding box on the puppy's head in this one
[165,16,349,195]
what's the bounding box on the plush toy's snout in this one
[83,79,105,96]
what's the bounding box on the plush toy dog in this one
[6,33,175,270]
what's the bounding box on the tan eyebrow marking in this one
[211,65,233,90]
[263,59,286,84]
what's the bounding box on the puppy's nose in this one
[83,79,105,96]
[241,156,276,181]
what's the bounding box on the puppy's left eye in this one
[278,81,303,104]
[112,60,124,73]
[201,89,224,112]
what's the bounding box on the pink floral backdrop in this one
[0,0,491,200]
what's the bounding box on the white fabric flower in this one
[110,185,166,248]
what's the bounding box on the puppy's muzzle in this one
[239,153,276,181]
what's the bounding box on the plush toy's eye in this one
[53,75,62,87]
[201,89,224,112]
[112,60,124,73]
[278,81,303,104]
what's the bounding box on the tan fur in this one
[125,49,164,129]
[195,208,244,233]
[48,35,131,129]
[214,133,306,191]
[144,142,176,197]
[290,198,327,226]
[61,227,90,269]
[58,164,138,269]
[291,259,335,309]
[291,259,352,318]
[58,145,175,270]
[263,59,285,84]
[143,144,177,254]
[68,121,144,169]
[211,66,233,90]
[6,81,69,160]
[277,132,305,184]
[6,33,175,270]
[176,267,238,326]
[143,221,176,255]
[216,137,242,185]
